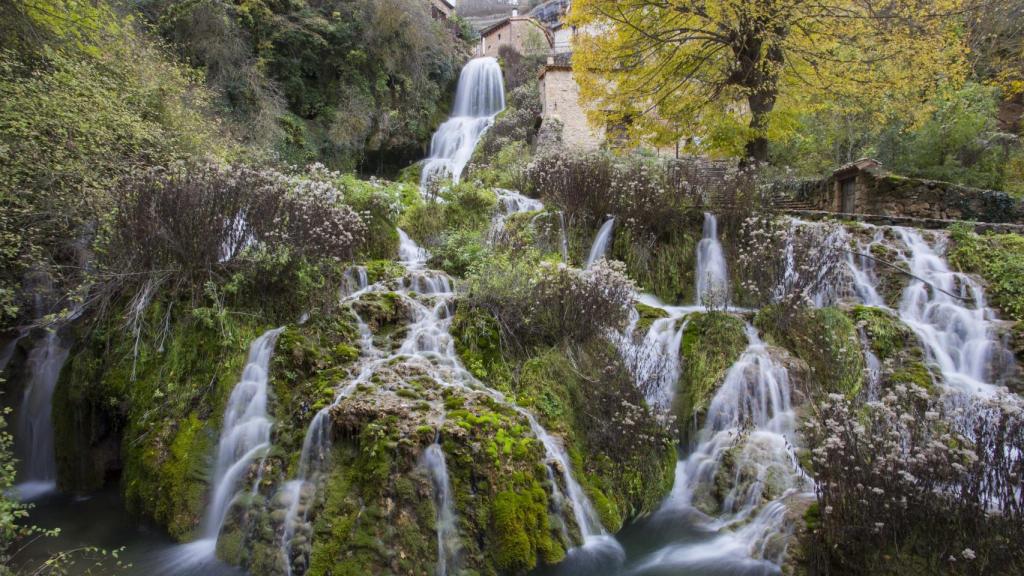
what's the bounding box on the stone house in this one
[537,55,604,150]
[428,0,455,20]
[786,158,1024,223]
[476,14,554,58]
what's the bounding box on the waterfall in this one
[893,228,1005,395]
[339,266,369,300]
[14,331,70,500]
[558,212,570,264]
[644,325,808,570]
[490,189,544,243]
[278,228,618,575]
[424,442,459,576]
[586,218,615,268]
[421,58,506,189]
[695,213,729,306]
[842,225,1011,396]
[203,328,284,540]
[163,328,283,569]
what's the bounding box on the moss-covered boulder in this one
[848,306,935,392]
[676,312,748,433]
[756,306,866,398]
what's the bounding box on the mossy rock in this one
[676,312,748,433]
[756,306,865,399]
[635,302,670,334]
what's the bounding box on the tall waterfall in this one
[14,331,70,500]
[421,58,506,189]
[586,218,616,268]
[168,328,283,567]
[894,228,1003,395]
[204,328,284,539]
[695,213,729,306]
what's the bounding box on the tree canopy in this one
[570,0,972,162]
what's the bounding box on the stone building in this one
[476,14,554,58]
[537,55,604,150]
[428,0,455,20]
[784,158,1024,224]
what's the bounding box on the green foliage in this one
[491,485,564,571]
[949,225,1024,321]
[757,306,865,398]
[147,0,467,172]
[677,312,748,429]
[772,82,1021,191]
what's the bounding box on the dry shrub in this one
[465,255,635,350]
[805,386,1024,574]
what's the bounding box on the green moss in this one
[635,302,670,334]
[362,259,404,284]
[850,306,911,360]
[949,225,1024,322]
[612,224,700,303]
[677,312,748,429]
[490,484,564,571]
[756,306,865,398]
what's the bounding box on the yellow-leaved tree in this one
[570,0,971,162]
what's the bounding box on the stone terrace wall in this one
[788,168,1024,224]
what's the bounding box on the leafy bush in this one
[949,225,1024,322]
[806,386,1024,574]
[465,255,635,350]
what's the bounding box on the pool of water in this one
[11,487,242,576]
[531,505,780,576]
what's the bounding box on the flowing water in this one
[162,328,284,570]
[838,223,1015,395]
[423,441,460,576]
[421,57,505,189]
[695,213,729,306]
[586,218,616,268]
[14,330,71,500]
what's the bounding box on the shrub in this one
[948,224,1024,322]
[805,386,1024,574]
[736,216,845,313]
[465,255,635,350]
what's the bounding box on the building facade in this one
[477,15,553,58]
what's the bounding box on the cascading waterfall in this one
[421,58,505,189]
[278,223,615,575]
[638,325,809,571]
[695,212,729,306]
[14,331,70,500]
[586,218,615,268]
[491,189,544,243]
[893,228,1005,395]
[166,327,283,569]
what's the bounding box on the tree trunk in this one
[742,89,775,166]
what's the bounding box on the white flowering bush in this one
[465,254,636,348]
[805,385,1024,573]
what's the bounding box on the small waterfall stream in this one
[421,58,505,189]
[167,328,284,568]
[423,441,459,576]
[14,331,70,500]
[695,213,729,306]
[278,217,617,575]
[585,218,615,268]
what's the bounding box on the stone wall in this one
[478,17,552,58]
[789,167,1024,224]
[538,65,604,150]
